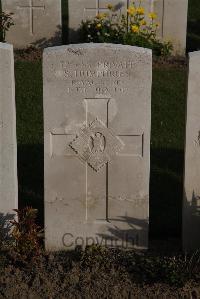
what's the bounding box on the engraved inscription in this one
[69,118,124,172]
[46,59,138,94]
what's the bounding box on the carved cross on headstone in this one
[84,0,128,19]
[84,0,109,16]
[50,98,144,222]
[17,0,45,35]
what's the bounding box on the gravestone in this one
[153,0,188,56]
[44,44,151,251]
[0,43,18,232]
[68,0,188,55]
[1,0,62,48]
[183,51,200,251]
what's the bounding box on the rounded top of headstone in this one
[189,50,200,59]
[0,42,13,50]
[43,43,152,56]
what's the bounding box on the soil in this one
[0,247,200,299]
[14,47,43,62]
[153,55,187,69]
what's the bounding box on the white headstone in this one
[1,0,62,49]
[154,0,188,56]
[183,51,200,251]
[0,43,18,232]
[44,44,151,251]
[68,0,188,55]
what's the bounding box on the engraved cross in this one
[17,0,45,35]
[84,0,108,17]
[50,98,144,222]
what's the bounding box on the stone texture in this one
[68,0,188,55]
[44,43,151,251]
[183,51,200,251]
[0,43,18,231]
[154,0,188,55]
[1,0,62,49]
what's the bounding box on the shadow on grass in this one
[150,148,184,239]
[183,190,200,251]
[18,144,44,227]
[187,0,200,52]
[62,0,68,44]
[187,18,200,52]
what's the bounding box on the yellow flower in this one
[140,19,146,26]
[148,12,157,20]
[127,6,136,16]
[107,4,113,10]
[136,7,145,15]
[131,25,139,33]
[96,13,106,19]
[96,23,102,29]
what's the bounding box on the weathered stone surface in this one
[68,0,188,55]
[44,44,151,251]
[154,0,188,55]
[0,43,18,231]
[2,0,62,49]
[183,51,200,251]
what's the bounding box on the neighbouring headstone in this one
[153,0,188,56]
[68,0,188,55]
[44,44,151,251]
[1,0,62,49]
[0,43,18,233]
[183,51,200,251]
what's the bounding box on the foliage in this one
[0,11,14,42]
[185,250,200,280]
[10,207,43,258]
[80,1,173,56]
[80,245,200,287]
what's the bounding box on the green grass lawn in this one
[15,60,187,239]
